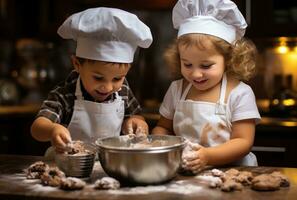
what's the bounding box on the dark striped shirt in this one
[37,70,141,126]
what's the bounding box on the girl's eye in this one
[200,64,212,69]
[183,63,192,68]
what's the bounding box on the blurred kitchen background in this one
[1,0,297,167]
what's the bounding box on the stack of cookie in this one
[25,161,86,190]
[195,168,290,192]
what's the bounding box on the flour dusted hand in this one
[122,115,148,136]
[51,123,72,153]
[182,140,207,174]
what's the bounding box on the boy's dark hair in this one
[76,57,96,64]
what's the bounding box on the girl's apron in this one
[173,74,257,166]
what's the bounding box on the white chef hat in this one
[57,7,153,63]
[172,0,247,44]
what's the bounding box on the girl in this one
[152,0,261,173]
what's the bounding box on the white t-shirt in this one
[160,79,261,123]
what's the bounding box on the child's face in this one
[178,38,225,92]
[73,58,130,102]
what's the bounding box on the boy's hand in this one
[122,115,149,136]
[50,123,72,153]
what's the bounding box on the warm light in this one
[283,168,297,184]
[272,99,279,105]
[281,121,297,127]
[282,98,296,106]
[275,37,289,54]
[293,46,297,53]
[276,45,289,54]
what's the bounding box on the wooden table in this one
[0,154,297,200]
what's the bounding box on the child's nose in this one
[191,69,203,78]
[100,82,113,92]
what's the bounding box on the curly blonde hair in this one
[163,34,257,81]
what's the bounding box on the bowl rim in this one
[95,135,186,152]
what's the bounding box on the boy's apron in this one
[45,76,124,159]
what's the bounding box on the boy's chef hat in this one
[57,7,152,63]
[172,0,247,44]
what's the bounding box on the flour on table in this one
[102,180,203,195]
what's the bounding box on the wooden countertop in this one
[0,154,297,200]
[0,104,40,115]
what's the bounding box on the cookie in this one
[40,167,66,187]
[59,177,86,190]
[270,171,290,187]
[235,171,253,185]
[251,174,281,191]
[221,178,243,192]
[94,177,120,190]
[26,161,49,179]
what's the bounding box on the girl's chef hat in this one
[172,0,247,44]
[57,7,152,63]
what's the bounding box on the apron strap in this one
[180,81,192,100]
[215,73,227,115]
[75,76,84,100]
[218,73,227,104]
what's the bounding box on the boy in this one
[31,7,153,152]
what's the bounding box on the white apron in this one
[68,77,125,142]
[44,77,124,160]
[173,74,257,166]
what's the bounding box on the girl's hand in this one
[122,115,149,136]
[183,147,208,174]
[50,123,72,153]
[182,142,208,174]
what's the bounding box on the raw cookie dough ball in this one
[251,174,281,191]
[40,167,66,187]
[59,177,86,190]
[65,140,90,155]
[270,171,290,187]
[26,161,49,179]
[94,177,120,190]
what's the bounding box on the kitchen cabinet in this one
[236,0,297,37]
[0,105,50,156]
[252,117,297,167]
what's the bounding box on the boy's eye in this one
[93,76,103,81]
[113,77,124,81]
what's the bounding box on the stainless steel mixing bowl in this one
[55,144,96,178]
[95,135,185,185]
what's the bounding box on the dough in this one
[270,171,290,187]
[221,178,243,192]
[59,177,86,190]
[40,167,66,187]
[211,169,224,177]
[195,175,223,188]
[65,140,90,155]
[224,168,240,177]
[26,161,49,179]
[251,174,281,191]
[235,171,253,185]
[94,177,120,190]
